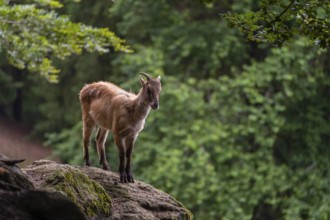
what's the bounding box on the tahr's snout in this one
[151,101,159,110]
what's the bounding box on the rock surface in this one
[23,160,193,220]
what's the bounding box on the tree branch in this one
[265,0,296,27]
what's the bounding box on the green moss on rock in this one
[172,197,193,220]
[182,209,194,220]
[43,166,111,218]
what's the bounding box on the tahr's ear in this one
[156,76,161,81]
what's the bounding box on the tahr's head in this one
[139,72,162,110]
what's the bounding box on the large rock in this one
[23,160,193,220]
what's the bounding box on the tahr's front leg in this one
[119,152,128,183]
[114,134,128,183]
[125,136,136,183]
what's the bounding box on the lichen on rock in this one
[43,165,111,218]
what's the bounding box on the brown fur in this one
[79,73,161,183]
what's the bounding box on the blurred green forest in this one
[1,0,330,219]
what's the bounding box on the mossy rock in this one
[23,161,194,220]
[43,166,111,218]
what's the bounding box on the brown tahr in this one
[79,73,162,183]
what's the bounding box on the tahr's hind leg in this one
[82,116,95,166]
[95,128,110,170]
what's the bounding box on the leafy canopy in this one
[197,0,330,47]
[0,0,131,82]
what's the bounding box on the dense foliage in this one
[0,0,129,82]
[1,0,330,219]
[223,0,330,47]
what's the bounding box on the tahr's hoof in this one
[127,173,134,183]
[120,172,128,183]
[102,164,110,171]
